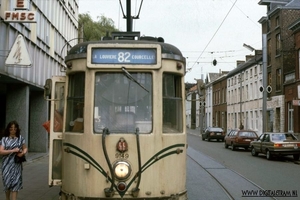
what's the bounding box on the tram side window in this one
[65,73,85,132]
[163,73,183,133]
[53,83,64,132]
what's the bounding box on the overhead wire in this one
[188,0,238,73]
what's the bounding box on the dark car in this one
[224,130,258,151]
[250,132,300,160]
[202,127,225,142]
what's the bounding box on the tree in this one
[78,13,118,41]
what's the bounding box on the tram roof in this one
[65,39,184,62]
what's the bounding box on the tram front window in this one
[94,72,152,133]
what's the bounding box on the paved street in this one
[0,129,288,200]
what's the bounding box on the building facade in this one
[288,17,300,134]
[0,0,78,152]
[212,74,227,131]
[186,0,300,136]
[227,52,263,135]
[259,0,300,134]
[205,73,220,129]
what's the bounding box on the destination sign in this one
[91,48,157,64]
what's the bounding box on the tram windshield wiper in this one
[122,67,149,93]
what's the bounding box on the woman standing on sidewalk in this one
[0,121,27,200]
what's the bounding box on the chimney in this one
[236,60,245,67]
[246,55,254,61]
[255,50,262,56]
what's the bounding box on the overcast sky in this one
[78,0,267,83]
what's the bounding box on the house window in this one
[259,64,262,74]
[245,85,248,101]
[268,72,272,86]
[255,111,258,130]
[276,16,279,27]
[298,49,300,79]
[276,68,281,91]
[276,33,281,55]
[267,39,271,65]
[288,102,294,132]
[224,88,226,103]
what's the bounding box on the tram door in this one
[44,76,65,187]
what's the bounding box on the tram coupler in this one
[104,188,115,197]
[131,188,140,197]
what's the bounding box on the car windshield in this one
[270,133,297,141]
[239,131,256,137]
[210,128,223,132]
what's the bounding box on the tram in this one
[44,3,187,200]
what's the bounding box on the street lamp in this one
[243,43,255,52]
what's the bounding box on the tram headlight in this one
[113,161,131,180]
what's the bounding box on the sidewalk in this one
[0,153,60,200]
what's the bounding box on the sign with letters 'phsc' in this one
[5,34,32,66]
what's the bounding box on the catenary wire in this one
[189,0,238,73]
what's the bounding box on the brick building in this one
[259,0,300,133]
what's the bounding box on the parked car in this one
[250,132,300,160]
[202,127,225,142]
[224,130,258,151]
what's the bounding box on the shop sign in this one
[292,100,300,106]
[4,0,36,23]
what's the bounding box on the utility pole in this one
[262,34,267,133]
[197,79,205,135]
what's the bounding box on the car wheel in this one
[266,150,272,160]
[202,135,205,141]
[207,137,211,142]
[251,147,258,156]
[231,144,235,151]
[293,154,300,161]
[224,142,228,149]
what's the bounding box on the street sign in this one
[292,100,300,106]
[5,34,32,66]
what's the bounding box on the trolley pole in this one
[126,0,132,32]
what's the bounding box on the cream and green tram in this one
[45,33,187,200]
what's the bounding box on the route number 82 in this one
[118,52,131,63]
